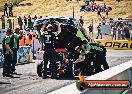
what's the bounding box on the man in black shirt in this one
[88,24,93,33]
[8,3,13,16]
[42,21,61,79]
[88,24,93,42]
[2,29,13,77]
[10,28,19,74]
[96,23,102,39]
[124,24,130,40]
[28,15,32,30]
[79,16,84,26]
[4,3,8,17]
[24,16,27,30]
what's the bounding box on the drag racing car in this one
[34,16,89,78]
[35,16,109,78]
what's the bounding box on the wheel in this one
[76,81,87,91]
[37,61,43,77]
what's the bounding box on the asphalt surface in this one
[0,49,132,94]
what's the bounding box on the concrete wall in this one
[83,61,132,94]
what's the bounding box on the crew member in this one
[74,43,95,76]
[10,28,20,74]
[19,32,25,46]
[75,41,109,75]
[25,28,32,46]
[2,29,13,77]
[42,21,61,79]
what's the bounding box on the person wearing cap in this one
[10,28,20,74]
[74,41,109,75]
[42,21,61,79]
[2,29,13,77]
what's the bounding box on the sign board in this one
[17,46,31,64]
[94,39,132,50]
[100,25,111,34]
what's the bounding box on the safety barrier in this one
[17,46,32,64]
[94,39,132,50]
[0,46,32,67]
[48,60,132,94]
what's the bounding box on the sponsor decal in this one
[94,39,132,50]
[104,42,132,49]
